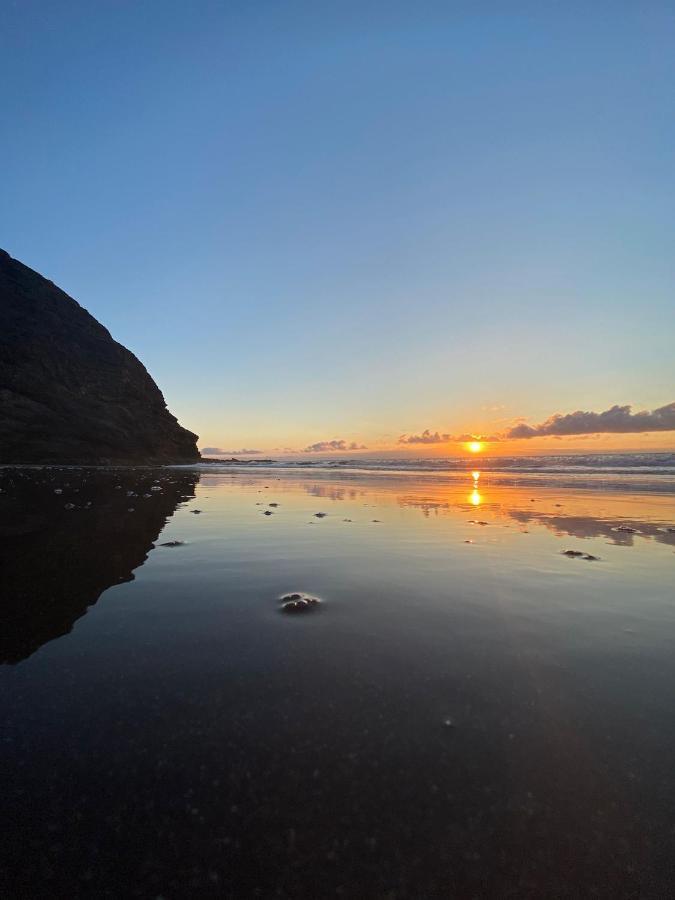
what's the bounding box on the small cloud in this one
[398,430,450,445]
[303,439,367,453]
[200,447,263,456]
[398,430,500,445]
[505,401,675,439]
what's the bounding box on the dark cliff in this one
[0,249,199,464]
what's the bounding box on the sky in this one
[1,1,674,457]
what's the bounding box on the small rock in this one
[314,512,327,518]
[615,525,637,533]
[269,502,279,507]
[54,488,63,494]
[279,593,321,614]
[150,486,162,492]
[161,540,185,547]
[191,509,202,514]
[583,554,599,561]
[263,510,273,516]
[562,550,584,557]
[64,502,75,510]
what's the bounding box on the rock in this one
[583,554,599,561]
[314,512,327,518]
[562,550,584,557]
[0,248,199,464]
[280,594,321,614]
[160,540,185,547]
[64,502,75,510]
[615,525,638,533]
[268,502,279,507]
[263,510,273,516]
[191,509,202,514]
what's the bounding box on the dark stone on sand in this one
[191,509,202,514]
[280,594,321,614]
[160,540,185,547]
[314,512,327,518]
[583,554,599,561]
[269,502,279,507]
[562,550,584,557]
[263,510,273,516]
[615,525,638,533]
[0,248,199,464]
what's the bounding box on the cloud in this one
[505,402,675,439]
[398,430,450,445]
[200,447,263,455]
[303,440,367,453]
[398,430,501,444]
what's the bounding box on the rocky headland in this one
[0,248,199,464]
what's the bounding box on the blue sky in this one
[2,1,674,453]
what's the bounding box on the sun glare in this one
[468,441,483,454]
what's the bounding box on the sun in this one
[467,441,483,454]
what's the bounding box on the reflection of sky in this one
[223,469,675,550]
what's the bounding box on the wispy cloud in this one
[398,430,500,444]
[398,430,450,445]
[304,440,367,453]
[505,402,675,439]
[201,447,263,455]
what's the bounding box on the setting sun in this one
[468,441,483,454]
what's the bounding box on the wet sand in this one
[1,467,675,897]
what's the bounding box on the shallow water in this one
[1,467,675,897]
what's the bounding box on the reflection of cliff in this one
[0,468,198,664]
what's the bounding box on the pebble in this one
[161,540,185,547]
[279,593,321,614]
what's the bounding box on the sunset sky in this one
[2,2,674,456]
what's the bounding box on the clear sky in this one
[2,1,674,456]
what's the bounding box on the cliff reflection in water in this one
[0,468,198,664]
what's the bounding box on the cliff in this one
[0,249,199,464]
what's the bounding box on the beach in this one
[2,462,675,897]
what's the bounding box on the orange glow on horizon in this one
[467,441,484,454]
